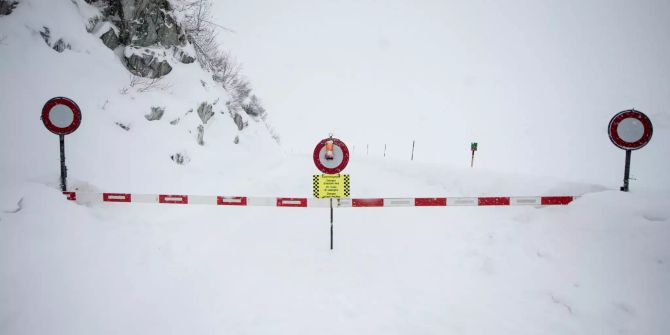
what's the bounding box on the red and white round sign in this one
[313,137,349,174]
[41,97,82,135]
[608,109,653,150]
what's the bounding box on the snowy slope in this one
[1,1,670,335]
[0,0,281,195]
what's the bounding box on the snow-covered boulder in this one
[0,0,18,15]
[123,46,172,78]
[99,27,119,49]
[89,0,191,77]
[197,102,214,124]
[119,0,186,48]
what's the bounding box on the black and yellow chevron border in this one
[343,175,350,197]
[312,174,350,198]
[313,175,320,198]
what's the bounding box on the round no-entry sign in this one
[608,109,653,150]
[313,137,349,174]
[41,97,82,135]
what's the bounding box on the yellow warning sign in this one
[313,174,350,198]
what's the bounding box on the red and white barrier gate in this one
[63,192,575,207]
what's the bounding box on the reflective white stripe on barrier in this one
[384,198,414,207]
[63,192,575,207]
[449,197,478,206]
[132,194,158,204]
[247,197,276,207]
[189,195,217,205]
[511,197,541,205]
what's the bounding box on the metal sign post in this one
[59,135,67,192]
[470,142,478,167]
[313,136,350,250]
[607,109,653,192]
[41,97,82,192]
[622,149,632,192]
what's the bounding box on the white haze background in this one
[214,0,670,189]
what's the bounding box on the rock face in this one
[100,28,120,50]
[119,0,186,48]
[173,47,196,64]
[196,125,205,146]
[0,1,17,16]
[115,122,130,131]
[93,0,192,78]
[39,26,71,53]
[197,102,214,124]
[171,152,190,165]
[145,106,164,121]
[232,112,245,131]
[51,39,70,52]
[125,50,172,78]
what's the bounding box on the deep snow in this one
[1,157,670,335]
[1,1,669,334]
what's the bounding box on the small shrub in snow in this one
[129,74,171,92]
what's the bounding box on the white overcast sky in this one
[212,0,670,184]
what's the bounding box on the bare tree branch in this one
[129,74,172,93]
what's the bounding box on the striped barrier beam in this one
[62,192,576,207]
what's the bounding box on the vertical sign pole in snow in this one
[470,142,478,168]
[607,110,653,192]
[314,136,350,250]
[384,144,387,157]
[621,150,632,192]
[411,140,415,161]
[41,97,82,192]
[330,198,334,250]
[59,135,67,191]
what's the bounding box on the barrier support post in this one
[330,198,334,250]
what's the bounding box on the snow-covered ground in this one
[1,0,669,334]
[2,155,669,335]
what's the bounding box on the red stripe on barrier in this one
[277,198,307,207]
[415,198,447,206]
[352,198,384,207]
[103,193,131,202]
[64,192,76,201]
[217,196,248,206]
[541,196,573,205]
[159,194,188,204]
[478,197,510,206]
